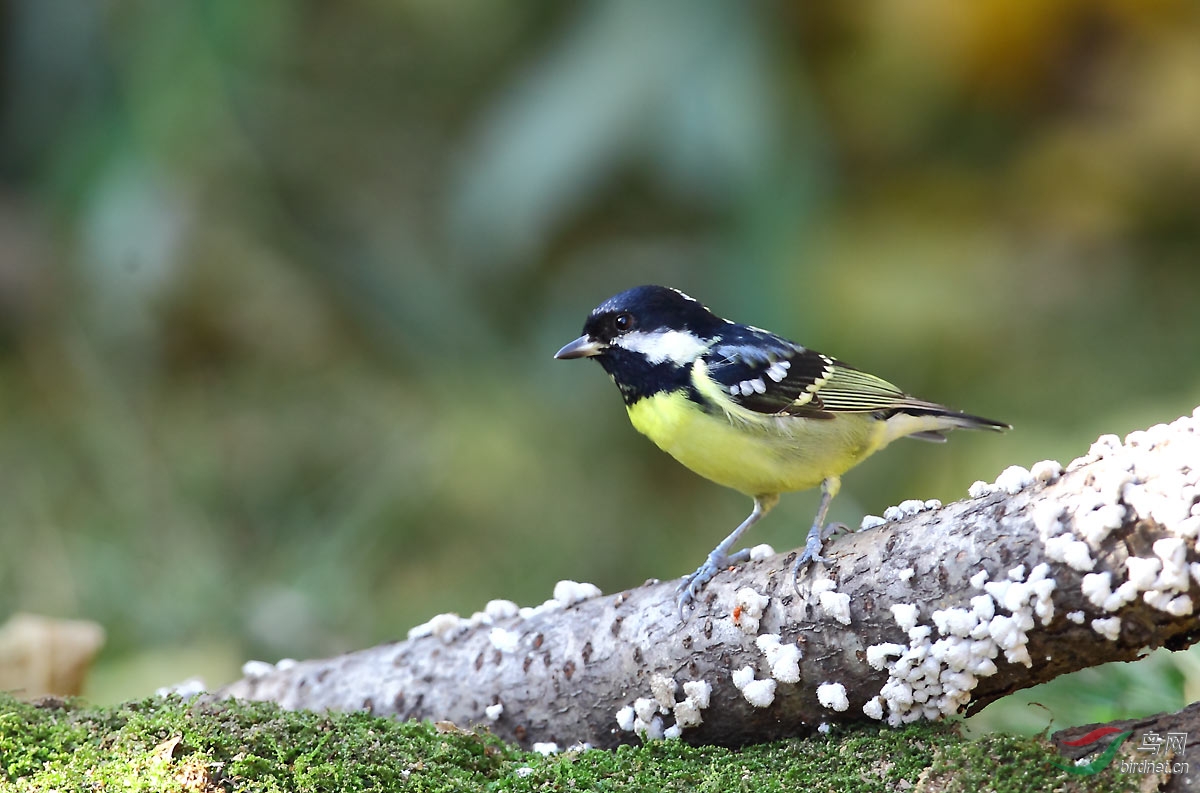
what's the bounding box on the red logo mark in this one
[1061,726,1125,747]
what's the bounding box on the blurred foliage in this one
[0,0,1197,729]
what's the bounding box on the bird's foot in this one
[676,549,750,620]
[821,521,850,541]
[790,524,831,594]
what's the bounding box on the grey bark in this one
[214,409,1200,749]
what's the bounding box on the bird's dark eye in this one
[613,312,635,333]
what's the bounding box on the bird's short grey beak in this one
[554,335,605,359]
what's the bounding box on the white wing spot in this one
[806,358,835,393]
[732,378,769,396]
[765,360,791,382]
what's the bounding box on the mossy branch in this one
[215,408,1200,751]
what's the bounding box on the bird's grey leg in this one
[791,476,839,589]
[676,493,779,619]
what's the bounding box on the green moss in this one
[925,732,1138,793]
[0,695,1140,792]
[0,695,515,792]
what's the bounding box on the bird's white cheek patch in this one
[614,330,708,366]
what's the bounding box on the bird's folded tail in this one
[882,403,1011,444]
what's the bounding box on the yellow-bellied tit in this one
[555,285,1009,615]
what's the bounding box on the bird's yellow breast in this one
[625,389,889,498]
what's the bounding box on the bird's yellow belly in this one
[625,391,887,497]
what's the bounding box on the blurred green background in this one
[1,0,1198,735]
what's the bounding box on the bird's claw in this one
[675,548,751,620]
[790,526,831,594]
[676,561,720,620]
[821,521,850,540]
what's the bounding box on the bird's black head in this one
[555,285,723,404]
[557,285,724,352]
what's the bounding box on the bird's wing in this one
[703,329,938,418]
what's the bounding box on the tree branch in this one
[214,406,1200,749]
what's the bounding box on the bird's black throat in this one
[594,347,705,408]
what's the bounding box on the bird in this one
[555,285,1009,615]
